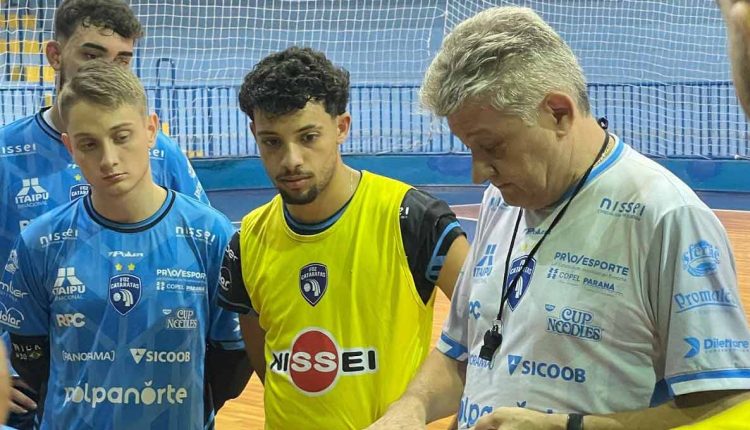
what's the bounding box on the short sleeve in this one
[217,231,255,316]
[650,205,750,396]
[0,237,49,337]
[206,218,244,350]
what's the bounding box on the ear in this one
[336,112,351,146]
[61,132,74,157]
[540,92,576,136]
[146,113,159,149]
[45,40,63,71]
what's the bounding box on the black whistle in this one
[478,327,502,361]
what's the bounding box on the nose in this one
[280,142,304,172]
[99,141,119,172]
[471,155,495,184]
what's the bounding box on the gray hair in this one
[58,59,147,123]
[421,6,590,121]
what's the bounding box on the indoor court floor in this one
[209,186,750,429]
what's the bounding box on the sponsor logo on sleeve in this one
[682,241,720,277]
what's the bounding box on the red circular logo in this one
[289,329,340,395]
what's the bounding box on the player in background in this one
[0,60,250,430]
[0,2,207,425]
[218,46,469,429]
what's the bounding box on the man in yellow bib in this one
[217,46,469,429]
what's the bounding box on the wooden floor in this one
[216,209,750,429]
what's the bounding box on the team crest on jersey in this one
[109,274,142,315]
[505,256,536,311]
[299,263,328,306]
[69,184,90,201]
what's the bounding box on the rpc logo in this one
[56,313,85,328]
[270,328,378,396]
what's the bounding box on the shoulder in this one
[172,192,232,227]
[20,199,82,250]
[599,144,710,218]
[0,113,38,145]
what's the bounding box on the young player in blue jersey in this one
[0,61,250,430]
[0,2,208,425]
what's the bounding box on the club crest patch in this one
[300,263,328,306]
[109,274,142,315]
[506,256,536,311]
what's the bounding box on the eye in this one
[301,133,319,144]
[78,140,97,151]
[114,132,131,144]
[261,138,281,147]
[115,56,131,66]
[83,52,99,60]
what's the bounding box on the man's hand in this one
[469,407,567,430]
[9,377,36,415]
[365,397,427,430]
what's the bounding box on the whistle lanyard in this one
[478,123,611,362]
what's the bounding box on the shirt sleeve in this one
[154,132,210,205]
[649,205,750,397]
[0,237,49,337]
[399,188,466,304]
[217,230,255,316]
[206,218,244,350]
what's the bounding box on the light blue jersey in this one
[0,107,209,270]
[0,190,241,430]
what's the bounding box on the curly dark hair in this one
[238,46,350,120]
[55,0,143,41]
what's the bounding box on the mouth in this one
[278,175,312,189]
[102,173,127,182]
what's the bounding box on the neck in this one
[285,163,360,224]
[91,180,167,224]
[543,118,609,209]
[48,104,65,132]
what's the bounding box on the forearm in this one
[393,348,465,423]
[583,390,750,429]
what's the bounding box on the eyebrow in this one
[80,42,134,57]
[256,124,320,136]
[72,122,135,138]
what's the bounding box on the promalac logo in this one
[62,350,115,362]
[673,287,736,313]
[0,143,36,157]
[546,306,602,342]
[64,381,188,408]
[130,348,191,364]
[39,228,78,248]
[175,226,216,244]
[684,336,750,358]
[15,178,48,208]
[598,197,646,220]
[52,267,86,301]
[682,240,720,277]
